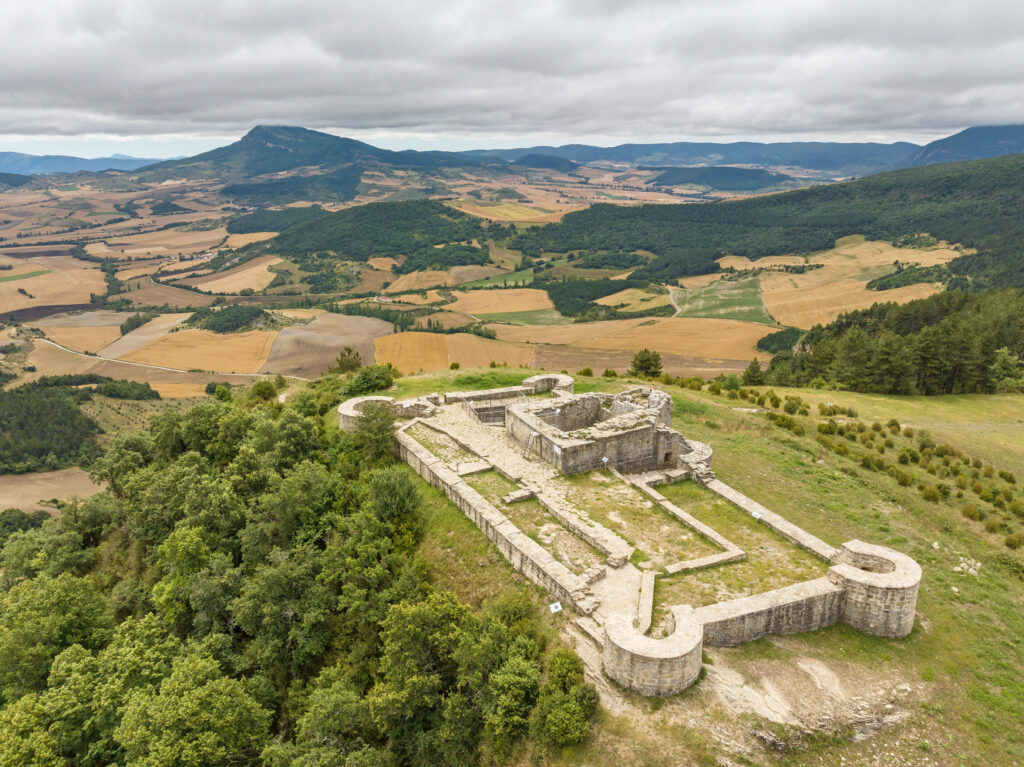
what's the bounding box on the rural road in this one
[668,286,683,316]
[34,337,310,381]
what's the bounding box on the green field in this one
[672,276,776,324]
[0,269,49,283]
[476,307,572,325]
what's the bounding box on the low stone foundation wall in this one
[338,395,437,431]
[395,425,597,614]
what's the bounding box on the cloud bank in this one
[2,0,1022,149]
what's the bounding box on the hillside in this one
[0,151,161,175]
[463,140,919,175]
[901,124,1024,167]
[136,125,483,181]
[512,153,1024,288]
[647,165,793,191]
[0,172,31,189]
[512,154,579,173]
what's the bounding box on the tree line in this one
[767,289,1024,394]
[0,380,598,765]
[510,153,1024,287]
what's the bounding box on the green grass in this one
[387,369,1024,765]
[0,269,49,283]
[462,258,568,288]
[476,307,572,325]
[654,481,827,611]
[673,276,776,324]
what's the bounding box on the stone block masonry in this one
[338,377,921,699]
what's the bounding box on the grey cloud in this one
[0,0,1022,144]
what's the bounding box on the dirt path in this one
[668,285,683,316]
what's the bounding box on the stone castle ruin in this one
[339,375,921,697]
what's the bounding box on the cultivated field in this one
[119,328,277,373]
[100,313,191,358]
[416,311,472,329]
[672,277,774,324]
[223,231,276,248]
[0,256,105,314]
[85,226,227,259]
[180,254,282,293]
[122,279,217,307]
[374,331,533,372]
[30,310,124,353]
[259,314,393,377]
[758,237,960,328]
[0,468,104,512]
[445,287,553,315]
[383,265,505,293]
[593,287,671,313]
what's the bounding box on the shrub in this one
[251,379,277,401]
[871,421,883,432]
[628,348,662,378]
[984,518,1002,533]
[707,381,721,395]
[1006,533,1023,550]
[961,503,981,521]
[577,367,593,377]
[886,418,901,433]
[999,469,1017,484]
[920,486,940,503]
[603,369,617,377]
[903,427,916,438]
[450,362,460,370]
[983,465,995,478]
[1011,499,1024,519]
[722,374,741,391]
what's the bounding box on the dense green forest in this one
[0,375,159,474]
[189,305,272,333]
[0,384,597,766]
[539,278,650,317]
[513,153,1024,286]
[866,263,951,291]
[767,289,1024,394]
[222,168,363,204]
[267,200,484,263]
[393,243,488,274]
[646,165,791,191]
[150,200,190,215]
[227,206,325,235]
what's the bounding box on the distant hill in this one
[137,125,483,181]
[463,141,920,176]
[512,154,579,173]
[0,151,161,175]
[512,153,1024,289]
[0,172,32,189]
[647,166,793,191]
[900,125,1024,167]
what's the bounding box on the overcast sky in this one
[2,0,1023,158]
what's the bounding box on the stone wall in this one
[394,424,598,614]
[603,606,703,697]
[828,540,921,638]
[337,395,437,431]
[694,577,845,646]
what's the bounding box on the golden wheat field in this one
[374,332,534,372]
[489,316,771,365]
[0,259,105,313]
[0,468,105,513]
[416,311,472,329]
[677,273,723,289]
[223,231,277,248]
[119,328,278,373]
[182,255,282,294]
[38,326,122,353]
[446,288,553,314]
[593,287,671,313]
[758,237,961,327]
